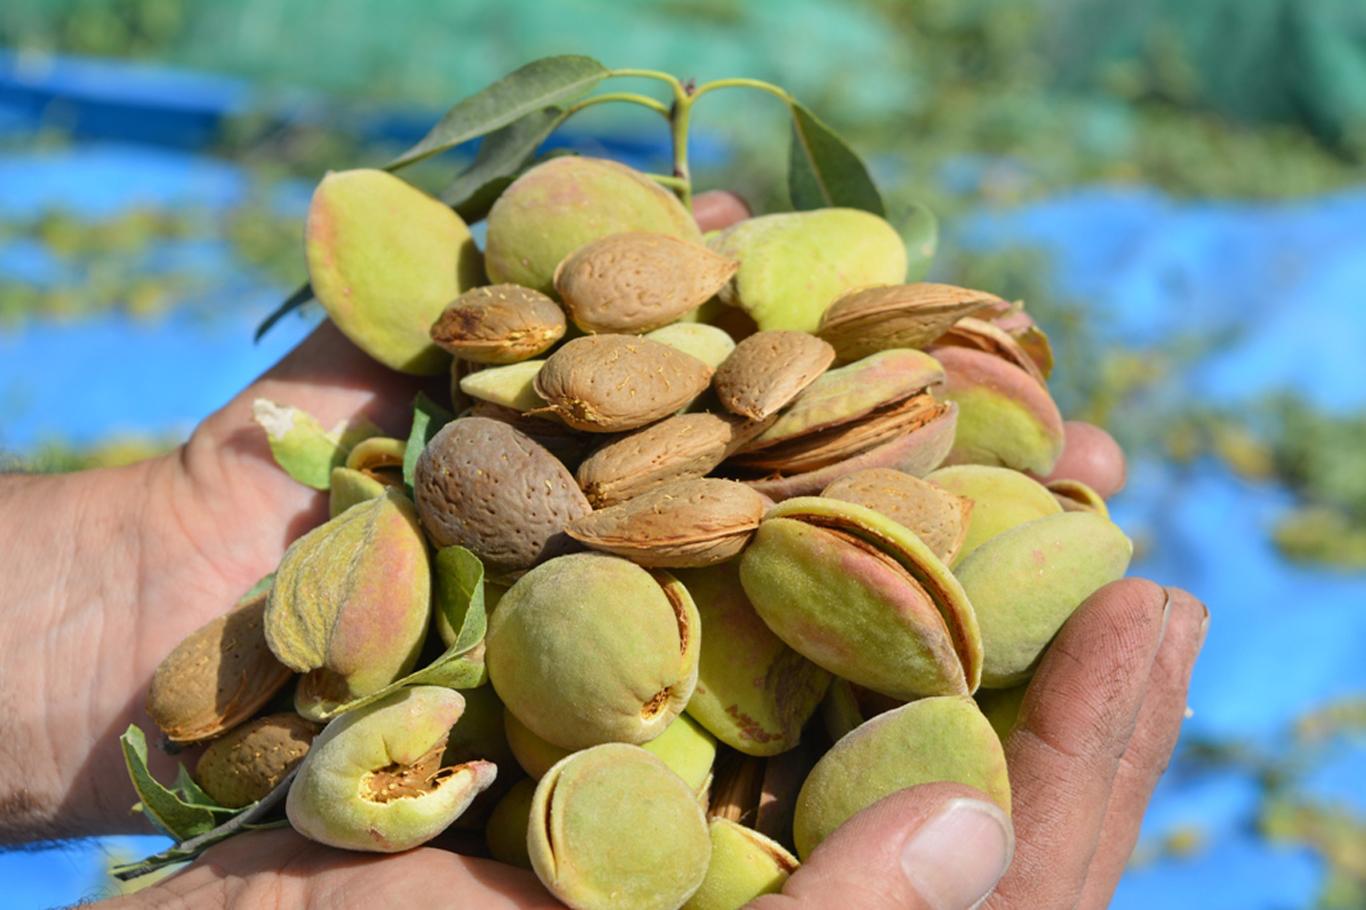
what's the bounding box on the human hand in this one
[108,570,1204,910]
[0,191,758,841]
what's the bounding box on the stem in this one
[691,77,792,104]
[644,174,690,191]
[567,92,671,119]
[609,68,686,94]
[670,94,694,209]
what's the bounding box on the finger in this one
[1076,587,1208,910]
[152,828,562,909]
[693,190,751,231]
[986,578,1169,909]
[1040,421,1127,498]
[753,783,1014,910]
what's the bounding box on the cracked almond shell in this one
[817,282,1003,363]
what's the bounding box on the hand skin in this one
[0,190,1205,909]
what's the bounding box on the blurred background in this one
[1,1,1363,907]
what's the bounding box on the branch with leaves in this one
[256,54,908,341]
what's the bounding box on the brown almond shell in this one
[713,331,836,421]
[430,284,566,364]
[817,283,1004,362]
[553,232,738,334]
[567,478,767,567]
[146,588,293,744]
[533,334,713,432]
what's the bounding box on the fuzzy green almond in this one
[933,345,1065,475]
[306,169,482,375]
[708,209,907,332]
[683,818,798,910]
[679,563,831,756]
[485,777,536,869]
[793,696,1010,858]
[505,708,715,793]
[927,464,1062,564]
[644,322,737,370]
[486,553,701,750]
[1048,478,1110,516]
[739,497,981,700]
[441,684,515,771]
[484,157,702,295]
[328,466,387,517]
[529,744,711,910]
[265,489,431,721]
[286,686,497,853]
[957,511,1133,688]
[976,683,1029,743]
[459,360,548,411]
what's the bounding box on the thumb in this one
[752,783,1014,910]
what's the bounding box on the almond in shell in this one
[567,478,768,567]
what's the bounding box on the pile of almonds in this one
[138,154,1133,910]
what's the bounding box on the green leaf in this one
[442,106,570,221]
[252,399,382,490]
[173,765,227,811]
[388,56,608,171]
[787,100,885,216]
[435,545,489,654]
[403,392,455,492]
[112,771,296,881]
[119,726,222,841]
[894,201,939,281]
[253,282,313,343]
[309,547,490,722]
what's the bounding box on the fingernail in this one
[1157,587,1175,646]
[900,798,1014,910]
[1198,599,1211,641]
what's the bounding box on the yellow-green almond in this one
[708,209,907,332]
[683,819,798,910]
[306,169,482,375]
[485,778,536,869]
[529,744,711,910]
[644,323,737,370]
[458,360,547,412]
[486,553,700,750]
[505,708,715,794]
[265,489,431,721]
[793,696,1010,858]
[739,497,981,701]
[957,511,1133,687]
[927,464,1062,565]
[485,157,702,295]
[680,562,831,756]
